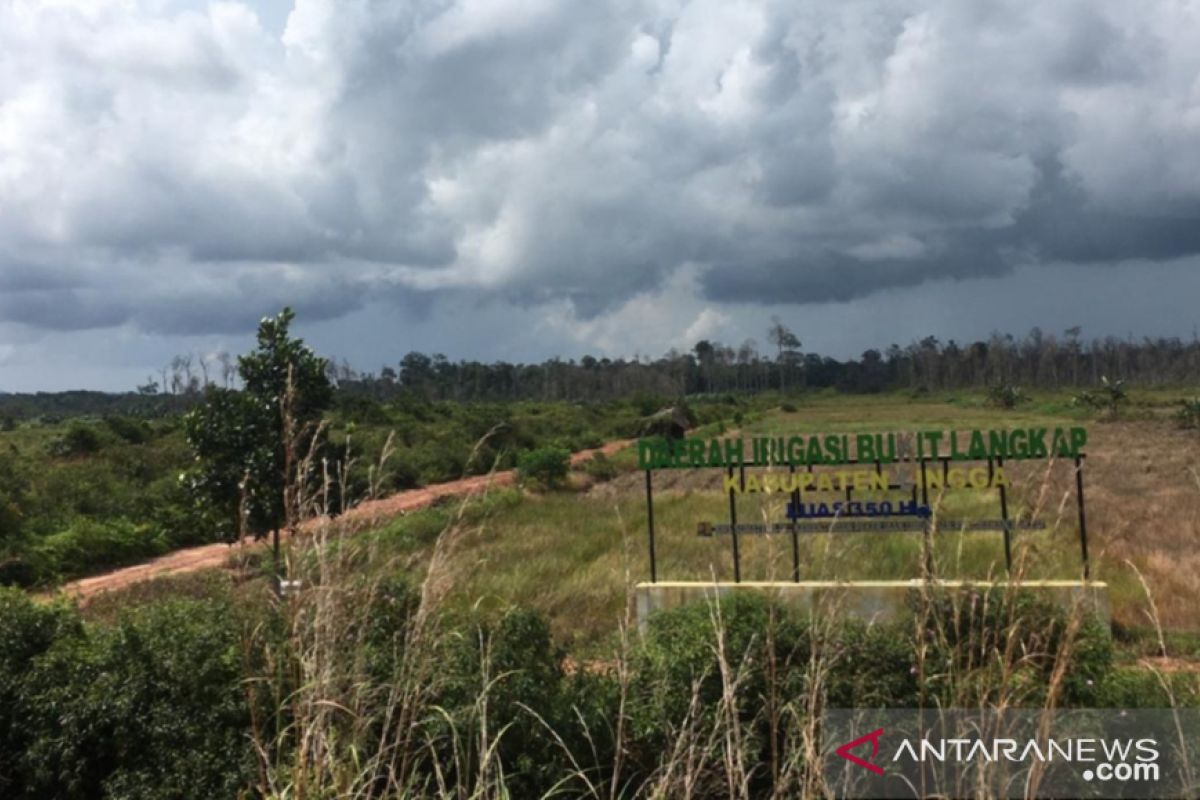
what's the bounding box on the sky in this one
[2,0,1199,391]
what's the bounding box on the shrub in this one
[1177,397,1200,429]
[780,401,798,413]
[0,590,82,795]
[430,609,577,798]
[915,587,1113,706]
[1074,376,1127,417]
[49,423,103,457]
[103,415,153,444]
[628,594,809,773]
[0,450,29,547]
[581,452,618,482]
[517,446,570,488]
[988,383,1029,409]
[18,599,254,800]
[335,393,391,425]
[0,593,251,799]
[34,519,165,581]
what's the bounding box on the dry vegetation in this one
[416,394,1200,641]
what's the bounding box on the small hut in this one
[639,405,690,440]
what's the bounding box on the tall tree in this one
[767,317,801,391]
[183,308,333,544]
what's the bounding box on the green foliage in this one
[1074,376,1128,417]
[581,452,619,482]
[987,383,1030,409]
[33,519,165,581]
[915,588,1113,705]
[0,590,82,794]
[0,580,1184,799]
[0,591,251,799]
[184,308,333,540]
[183,387,271,541]
[103,415,153,445]
[431,608,578,798]
[48,422,104,457]
[1177,397,1200,429]
[517,446,570,488]
[0,450,29,550]
[1091,667,1199,708]
[333,392,391,425]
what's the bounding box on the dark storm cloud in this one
[1,0,1199,343]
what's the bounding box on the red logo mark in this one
[836,728,886,775]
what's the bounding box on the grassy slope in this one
[352,390,1200,649]
[62,389,1200,659]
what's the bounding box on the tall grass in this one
[234,391,1196,799]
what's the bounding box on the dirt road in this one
[57,439,633,603]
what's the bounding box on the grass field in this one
[322,389,1200,651]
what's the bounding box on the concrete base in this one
[635,580,1110,628]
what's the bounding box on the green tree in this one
[517,446,570,489]
[183,308,332,542]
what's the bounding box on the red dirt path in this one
[56,439,633,604]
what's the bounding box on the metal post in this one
[789,462,800,582]
[919,457,929,508]
[645,469,657,583]
[993,458,1012,572]
[1074,455,1090,579]
[919,457,933,577]
[728,464,742,583]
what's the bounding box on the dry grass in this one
[431,399,1200,637]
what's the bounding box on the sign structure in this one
[637,426,1090,584]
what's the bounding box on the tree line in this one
[4,323,1197,422]
[328,325,1200,402]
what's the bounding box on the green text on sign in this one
[636,427,1087,470]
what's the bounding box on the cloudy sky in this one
[2,0,1200,391]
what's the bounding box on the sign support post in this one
[789,462,800,582]
[727,464,742,583]
[1074,455,1090,580]
[645,469,657,583]
[919,457,933,577]
[991,457,1013,572]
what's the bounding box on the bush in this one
[517,446,570,488]
[34,519,165,581]
[581,452,618,482]
[103,415,153,444]
[988,383,1029,409]
[1177,397,1200,429]
[628,595,807,775]
[0,590,82,795]
[1074,376,1127,417]
[430,609,578,798]
[17,599,253,799]
[49,423,103,457]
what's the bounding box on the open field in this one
[52,389,1200,648]
[20,388,1200,798]
[325,390,1200,648]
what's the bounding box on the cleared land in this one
[64,391,1200,653]
[56,438,632,602]
[412,393,1200,645]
